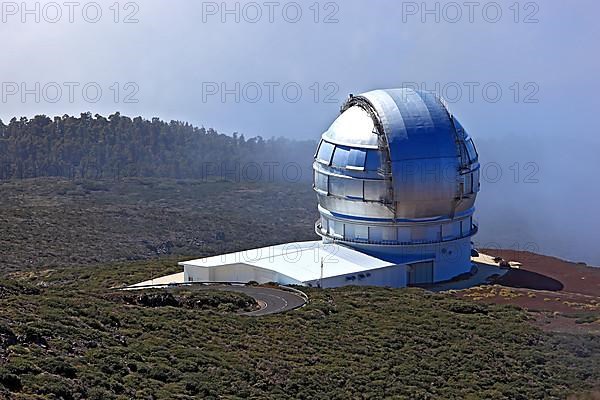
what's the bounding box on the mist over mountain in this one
[475,136,600,266]
[0,113,315,183]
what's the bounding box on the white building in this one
[183,88,480,288]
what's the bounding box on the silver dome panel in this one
[313,87,479,257]
[322,106,379,148]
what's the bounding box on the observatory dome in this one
[313,88,480,280]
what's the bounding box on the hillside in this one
[0,114,315,182]
[2,261,600,399]
[0,178,599,398]
[0,178,317,273]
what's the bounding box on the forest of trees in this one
[0,113,315,182]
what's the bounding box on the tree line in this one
[0,113,315,182]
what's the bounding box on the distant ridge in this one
[0,112,315,182]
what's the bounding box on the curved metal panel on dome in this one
[347,89,457,159]
[343,88,464,218]
[322,106,379,148]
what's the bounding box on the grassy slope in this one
[1,260,599,399]
[0,178,318,273]
[0,178,599,399]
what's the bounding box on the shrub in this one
[44,358,78,378]
[0,369,22,392]
[447,301,489,315]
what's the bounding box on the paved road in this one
[190,285,307,316]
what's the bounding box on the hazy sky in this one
[2,0,599,264]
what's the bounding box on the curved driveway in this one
[190,285,307,316]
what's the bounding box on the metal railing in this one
[315,220,478,247]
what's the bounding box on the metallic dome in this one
[313,88,480,267]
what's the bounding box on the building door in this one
[407,261,434,285]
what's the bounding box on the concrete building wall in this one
[305,264,409,289]
[183,263,301,286]
[346,235,473,283]
[430,236,473,282]
[183,265,209,282]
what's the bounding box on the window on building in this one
[344,178,363,199]
[365,150,381,171]
[346,148,367,170]
[328,176,343,196]
[314,171,328,193]
[465,138,478,162]
[331,146,350,167]
[316,140,335,164]
[328,176,364,199]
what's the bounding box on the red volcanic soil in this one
[481,249,600,296]
[455,249,600,333]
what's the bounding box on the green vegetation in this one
[0,178,317,273]
[113,288,259,313]
[563,313,600,325]
[1,260,599,399]
[0,113,315,181]
[0,177,598,398]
